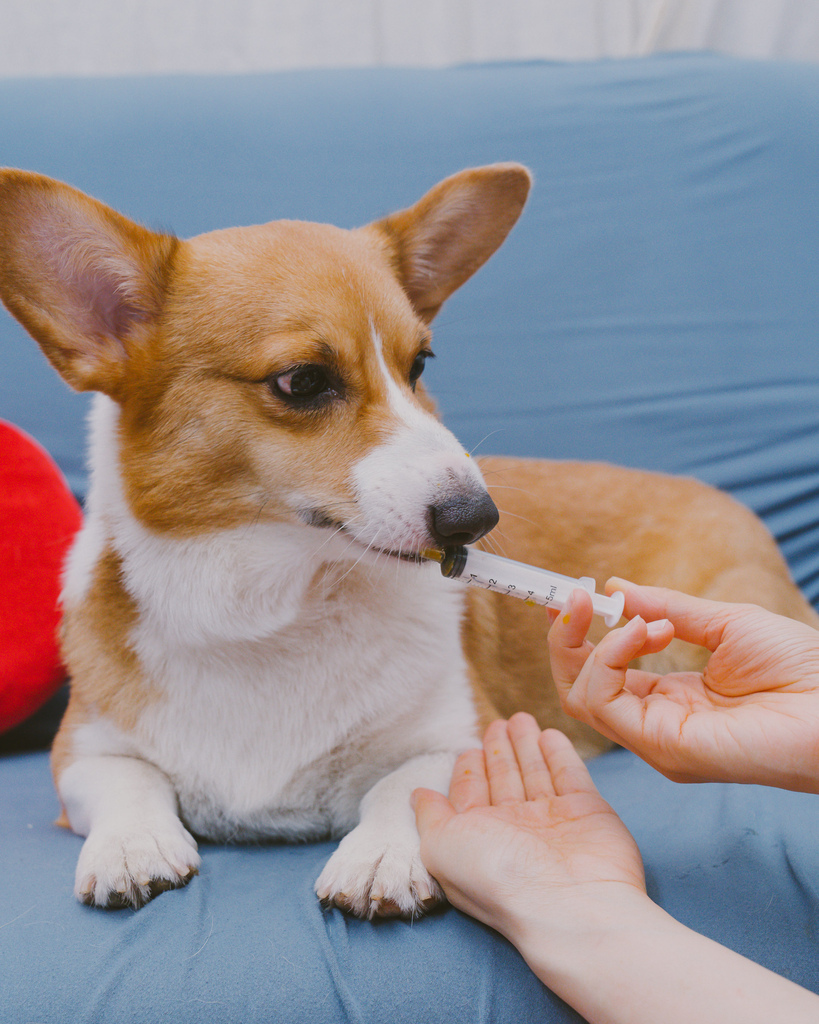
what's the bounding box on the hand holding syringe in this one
[423,545,625,628]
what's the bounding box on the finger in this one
[566,618,680,751]
[412,788,457,837]
[563,616,662,717]
[606,578,731,652]
[548,588,596,701]
[538,729,600,797]
[635,617,676,656]
[483,719,527,805]
[506,712,556,798]
[556,587,594,638]
[448,748,490,812]
[621,667,671,699]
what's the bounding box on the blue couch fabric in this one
[3,53,819,1022]
[4,748,819,1023]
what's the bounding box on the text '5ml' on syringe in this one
[423,545,625,628]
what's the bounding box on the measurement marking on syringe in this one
[438,544,625,628]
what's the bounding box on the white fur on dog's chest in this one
[77,543,475,842]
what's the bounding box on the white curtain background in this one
[0,0,818,78]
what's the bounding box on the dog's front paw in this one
[315,826,444,919]
[74,820,201,909]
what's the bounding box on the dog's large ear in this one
[0,170,178,397]
[368,163,531,323]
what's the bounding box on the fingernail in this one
[561,590,577,622]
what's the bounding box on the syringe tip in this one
[421,548,444,563]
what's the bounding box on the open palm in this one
[413,716,645,938]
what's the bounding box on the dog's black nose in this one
[428,490,500,547]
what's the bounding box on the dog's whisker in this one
[480,535,510,559]
[329,535,379,588]
[494,506,539,530]
[481,482,538,496]
[315,521,354,555]
[476,465,531,479]
[478,524,520,560]
[467,428,505,456]
[317,533,368,588]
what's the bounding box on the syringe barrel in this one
[441,545,593,590]
[439,545,625,628]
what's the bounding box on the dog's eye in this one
[272,365,339,404]
[409,350,434,391]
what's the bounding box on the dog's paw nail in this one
[415,881,433,902]
[334,892,356,912]
[372,897,403,918]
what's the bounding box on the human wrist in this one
[496,880,659,981]
[712,750,819,794]
[499,880,683,1018]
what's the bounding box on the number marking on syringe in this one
[435,545,625,627]
[465,571,560,607]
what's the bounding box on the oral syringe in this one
[423,545,625,628]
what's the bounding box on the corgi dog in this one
[1,165,817,919]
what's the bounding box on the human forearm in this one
[503,887,819,1024]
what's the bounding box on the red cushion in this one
[0,421,82,732]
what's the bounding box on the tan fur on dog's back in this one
[467,456,819,756]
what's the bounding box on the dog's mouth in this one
[300,510,430,564]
